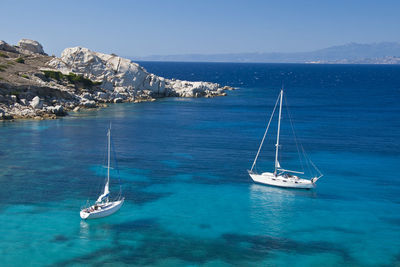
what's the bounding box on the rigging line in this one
[304,148,322,177]
[250,93,280,172]
[300,143,322,177]
[299,144,312,176]
[303,145,313,176]
[94,130,109,199]
[283,93,305,173]
[111,134,123,196]
[89,141,108,201]
[309,158,323,177]
[101,131,109,192]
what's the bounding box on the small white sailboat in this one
[80,125,124,219]
[248,89,323,189]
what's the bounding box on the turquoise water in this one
[1,63,400,266]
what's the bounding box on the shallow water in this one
[0,62,399,266]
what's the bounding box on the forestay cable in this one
[250,94,280,172]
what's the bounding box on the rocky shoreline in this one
[0,39,233,121]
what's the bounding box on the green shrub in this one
[42,70,101,88]
[15,57,25,64]
[0,52,9,58]
[0,64,7,71]
[43,70,63,81]
[65,72,97,87]
[21,74,29,79]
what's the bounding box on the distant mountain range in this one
[132,42,400,64]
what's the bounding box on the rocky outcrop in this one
[17,39,47,55]
[30,96,43,109]
[0,40,17,53]
[46,105,65,116]
[48,47,230,99]
[0,39,233,121]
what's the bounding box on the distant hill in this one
[132,42,400,64]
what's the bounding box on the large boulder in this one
[80,100,96,108]
[113,98,123,103]
[0,40,17,53]
[17,39,46,55]
[95,91,108,100]
[81,92,93,100]
[30,96,43,109]
[48,47,225,98]
[10,95,18,102]
[46,105,66,116]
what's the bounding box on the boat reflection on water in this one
[79,220,90,240]
[249,184,317,234]
[79,220,114,241]
[249,183,317,200]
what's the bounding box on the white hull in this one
[249,172,315,189]
[80,198,124,219]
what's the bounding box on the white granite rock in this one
[81,92,93,100]
[30,96,43,109]
[17,39,46,55]
[48,47,225,98]
[95,92,108,100]
[81,100,96,108]
[46,105,64,115]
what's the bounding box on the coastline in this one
[0,39,234,122]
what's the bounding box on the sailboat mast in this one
[107,126,111,186]
[274,89,283,174]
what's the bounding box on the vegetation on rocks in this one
[15,57,25,63]
[0,64,7,71]
[0,52,9,58]
[42,70,102,88]
[10,91,20,97]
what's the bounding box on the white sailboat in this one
[248,89,323,189]
[80,125,124,219]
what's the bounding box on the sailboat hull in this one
[80,198,124,219]
[249,172,315,189]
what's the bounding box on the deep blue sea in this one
[1,62,399,266]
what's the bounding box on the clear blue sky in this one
[1,0,399,57]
